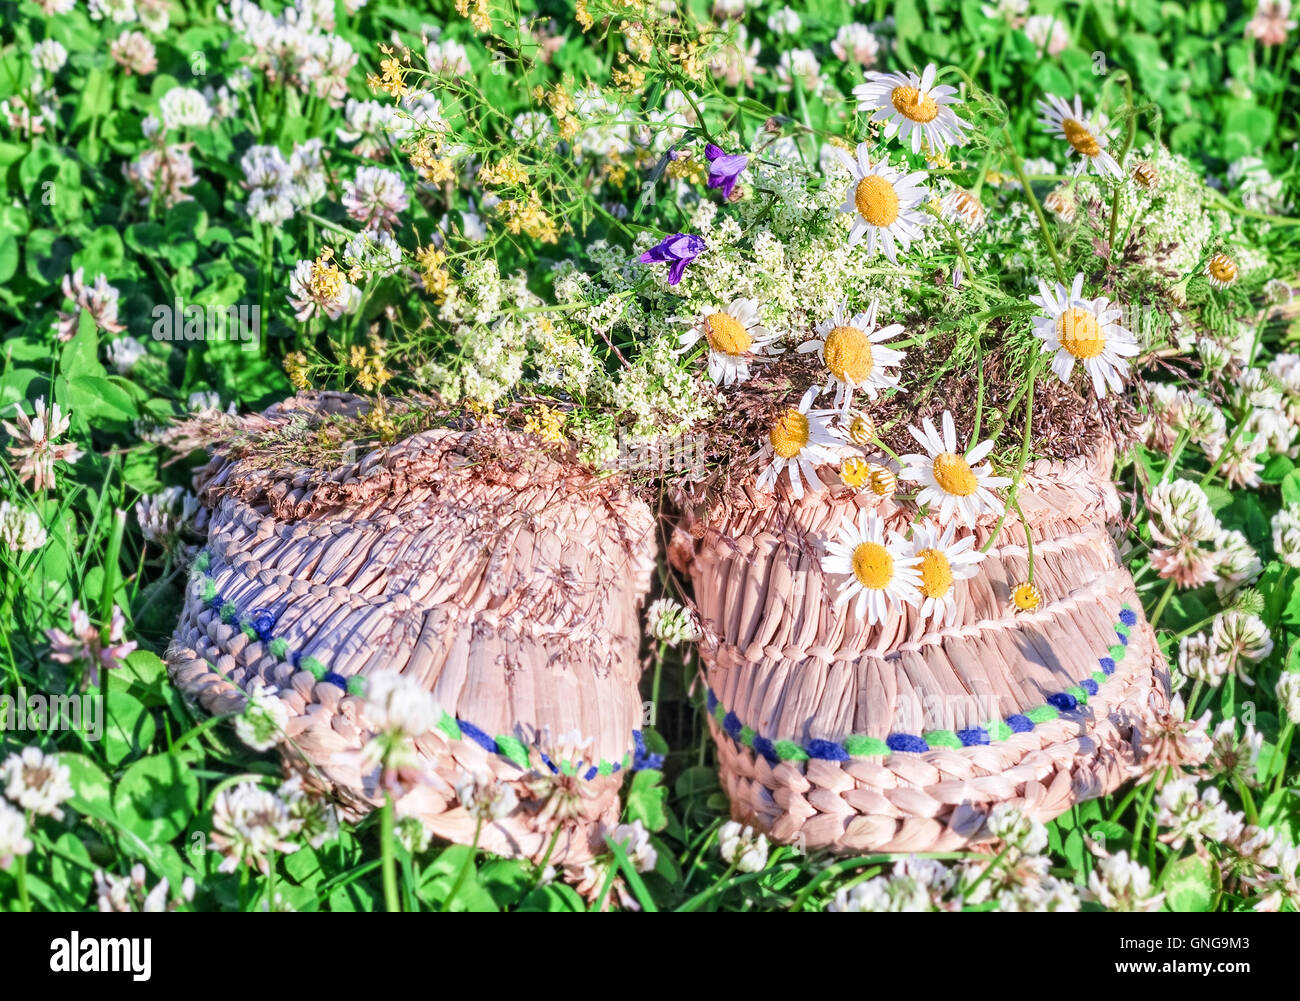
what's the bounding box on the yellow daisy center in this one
[1061,118,1101,157]
[840,456,871,488]
[847,413,875,445]
[932,452,978,496]
[917,548,953,599]
[851,541,894,590]
[854,175,900,227]
[703,312,752,356]
[1056,307,1106,360]
[1131,162,1159,189]
[822,325,875,384]
[1012,582,1042,611]
[770,409,810,458]
[890,85,939,123]
[868,465,897,498]
[1208,254,1238,284]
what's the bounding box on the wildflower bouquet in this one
[2,0,1300,913]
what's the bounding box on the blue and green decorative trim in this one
[708,605,1140,765]
[189,550,662,781]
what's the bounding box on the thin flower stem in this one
[1159,429,1190,485]
[1184,679,1203,722]
[1274,721,1295,796]
[1002,126,1066,285]
[1199,416,1249,486]
[380,792,400,913]
[1107,73,1138,260]
[1148,578,1177,629]
[442,814,482,912]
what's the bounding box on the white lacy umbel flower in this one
[853,64,969,156]
[2,747,73,819]
[899,410,1012,528]
[797,298,906,409]
[753,387,843,500]
[234,682,290,752]
[907,520,984,627]
[676,298,782,387]
[1086,851,1164,911]
[0,500,48,553]
[821,509,922,625]
[0,801,33,869]
[835,143,931,262]
[210,781,300,874]
[645,598,701,647]
[1272,504,1300,568]
[1030,272,1138,398]
[159,86,212,130]
[831,24,880,67]
[1037,94,1120,179]
[718,820,769,872]
[1179,633,1231,688]
[32,40,68,73]
[361,669,441,737]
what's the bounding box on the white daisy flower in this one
[753,386,844,500]
[1036,94,1121,180]
[852,64,970,156]
[908,520,985,627]
[1204,253,1239,289]
[821,509,922,625]
[835,143,931,262]
[676,298,783,386]
[899,410,1012,528]
[797,298,906,409]
[1030,272,1139,398]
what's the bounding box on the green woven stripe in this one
[495,735,531,771]
[346,676,366,696]
[713,703,727,726]
[843,734,889,757]
[241,622,258,640]
[739,725,756,747]
[219,601,238,623]
[1093,671,1107,685]
[923,729,962,749]
[597,760,614,776]
[194,550,211,572]
[1115,623,1131,637]
[299,656,327,680]
[1066,685,1088,704]
[986,720,1012,742]
[1026,705,1059,724]
[202,578,217,602]
[437,712,462,741]
[773,739,808,761]
[269,637,289,659]
[1109,644,1127,661]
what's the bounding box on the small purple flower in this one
[638,233,706,285]
[704,143,748,199]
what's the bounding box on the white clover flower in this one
[766,5,801,34]
[829,856,956,912]
[210,781,300,874]
[645,598,701,646]
[1024,14,1069,55]
[0,501,48,553]
[1155,778,1245,849]
[1148,479,1220,545]
[95,863,195,912]
[89,0,138,22]
[361,670,441,737]
[135,485,200,551]
[279,775,339,849]
[718,820,769,873]
[1206,718,1263,786]
[1214,529,1262,598]
[1211,611,1273,678]
[776,48,822,95]
[159,87,213,130]
[1,747,73,820]
[1272,504,1300,568]
[233,682,290,752]
[1086,851,1164,911]
[342,228,402,278]
[453,766,519,822]
[611,820,658,873]
[1179,632,1231,688]
[986,802,1049,855]
[426,37,471,77]
[342,166,409,230]
[1276,674,1300,727]
[106,336,148,375]
[831,24,880,66]
[32,40,68,73]
[0,801,32,870]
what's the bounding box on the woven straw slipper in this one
[168,393,659,865]
[673,436,1172,853]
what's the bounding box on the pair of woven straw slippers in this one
[168,392,1171,866]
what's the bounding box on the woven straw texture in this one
[168,393,656,865]
[675,439,1172,853]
